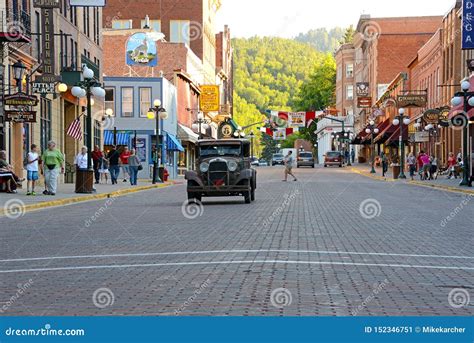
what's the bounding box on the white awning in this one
[177,124,199,144]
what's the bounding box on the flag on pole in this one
[66,117,83,140]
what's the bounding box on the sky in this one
[216,0,453,38]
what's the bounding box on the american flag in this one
[66,118,83,140]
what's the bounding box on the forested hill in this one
[232,35,337,131]
[294,27,346,53]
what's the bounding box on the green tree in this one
[339,25,355,44]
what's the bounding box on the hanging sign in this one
[5,111,37,122]
[126,32,158,67]
[200,85,220,112]
[288,112,306,128]
[218,122,234,139]
[273,128,286,141]
[397,94,427,108]
[4,93,38,106]
[423,109,440,124]
[33,0,60,7]
[462,0,474,49]
[32,81,56,94]
[356,82,369,97]
[357,97,372,108]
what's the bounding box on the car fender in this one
[185,171,205,187]
[236,169,254,185]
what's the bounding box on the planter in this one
[392,165,400,179]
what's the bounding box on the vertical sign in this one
[462,0,474,49]
[0,64,4,150]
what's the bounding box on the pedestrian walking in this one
[41,141,64,196]
[99,152,110,184]
[107,145,120,185]
[26,144,40,195]
[92,145,103,184]
[128,149,142,186]
[381,152,388,177]
[419,151,431,181]
[344,150,350,164]
[282,151,297,182]
[74,146,89,171]
[351,149,355,164]
[120,146,131,183]
[407,152,417,181]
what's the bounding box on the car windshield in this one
[299,153,312,158]
[326,152,340,158]
[200,144,241,157]
[273,154,283,158]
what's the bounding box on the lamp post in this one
[147,99,168,184]
[450,80,473,187]
[191,116,211,140]
[393,108,411,179]
[249,131,255,158]
[12,60,26,92]
[233,126,246,139]
[71,66,106,193]
[365,120,380,174]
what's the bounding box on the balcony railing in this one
[0,10,31,42]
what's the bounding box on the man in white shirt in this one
[74,146,89,171]
[26,144,39,195]
[283,151,297,182]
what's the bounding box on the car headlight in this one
[200,162,209,173]
[227,160,238,172]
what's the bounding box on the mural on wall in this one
[126,33,158,66]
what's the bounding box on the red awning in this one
[386,126,409,146]
[361,118,391,143]
[351,125,371,144]
[374,123,397,144]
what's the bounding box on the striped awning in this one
[104,130,130,146]
[166,133,184,152]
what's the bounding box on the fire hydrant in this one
[163,168,169,182]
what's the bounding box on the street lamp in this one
[450,80,473,186]
[392,108,411,179]
[249,131,255,158]
[365,120,379,174]
[71,66,106,193]
[12,60,26,92]
[233,127,246,138]
[191,115,211,140]
[147,99,168,184]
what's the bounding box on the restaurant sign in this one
[423,109,440,124]
[397,94,427,108]
[5,111,37,122]
[4,93,38,106]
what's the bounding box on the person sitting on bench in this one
[0,150,24,193]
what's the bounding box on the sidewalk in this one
[350,163,474,195]
[0,179,182,216]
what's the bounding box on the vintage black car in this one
[185,139,257,204]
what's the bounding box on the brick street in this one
[0,167,473,316]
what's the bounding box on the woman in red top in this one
[119,146,131,182]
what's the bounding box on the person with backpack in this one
[25,144,40,195]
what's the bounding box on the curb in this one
[349,168,397,182]
[0,182,179,217]
[350,167,474,195]
[408,180,474,195]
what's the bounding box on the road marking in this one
[1,259,474,274]
[1,249,473,264]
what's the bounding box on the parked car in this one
[250,157,259,166]
[271,153,285,166]
[258,159,269,167]
[297,152,315,168]
[324,151,343,168]
[185,139,257,204]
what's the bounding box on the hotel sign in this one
[200,85,220,112]
[397,94,427,108]
[462,0,474,49]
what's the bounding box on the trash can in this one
[392,165,400,179]
[75,169,94,193]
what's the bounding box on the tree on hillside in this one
[294,27,345,52]
[339,25,355,45]
[294,53,336,112]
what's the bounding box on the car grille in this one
[209,161,228,186]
